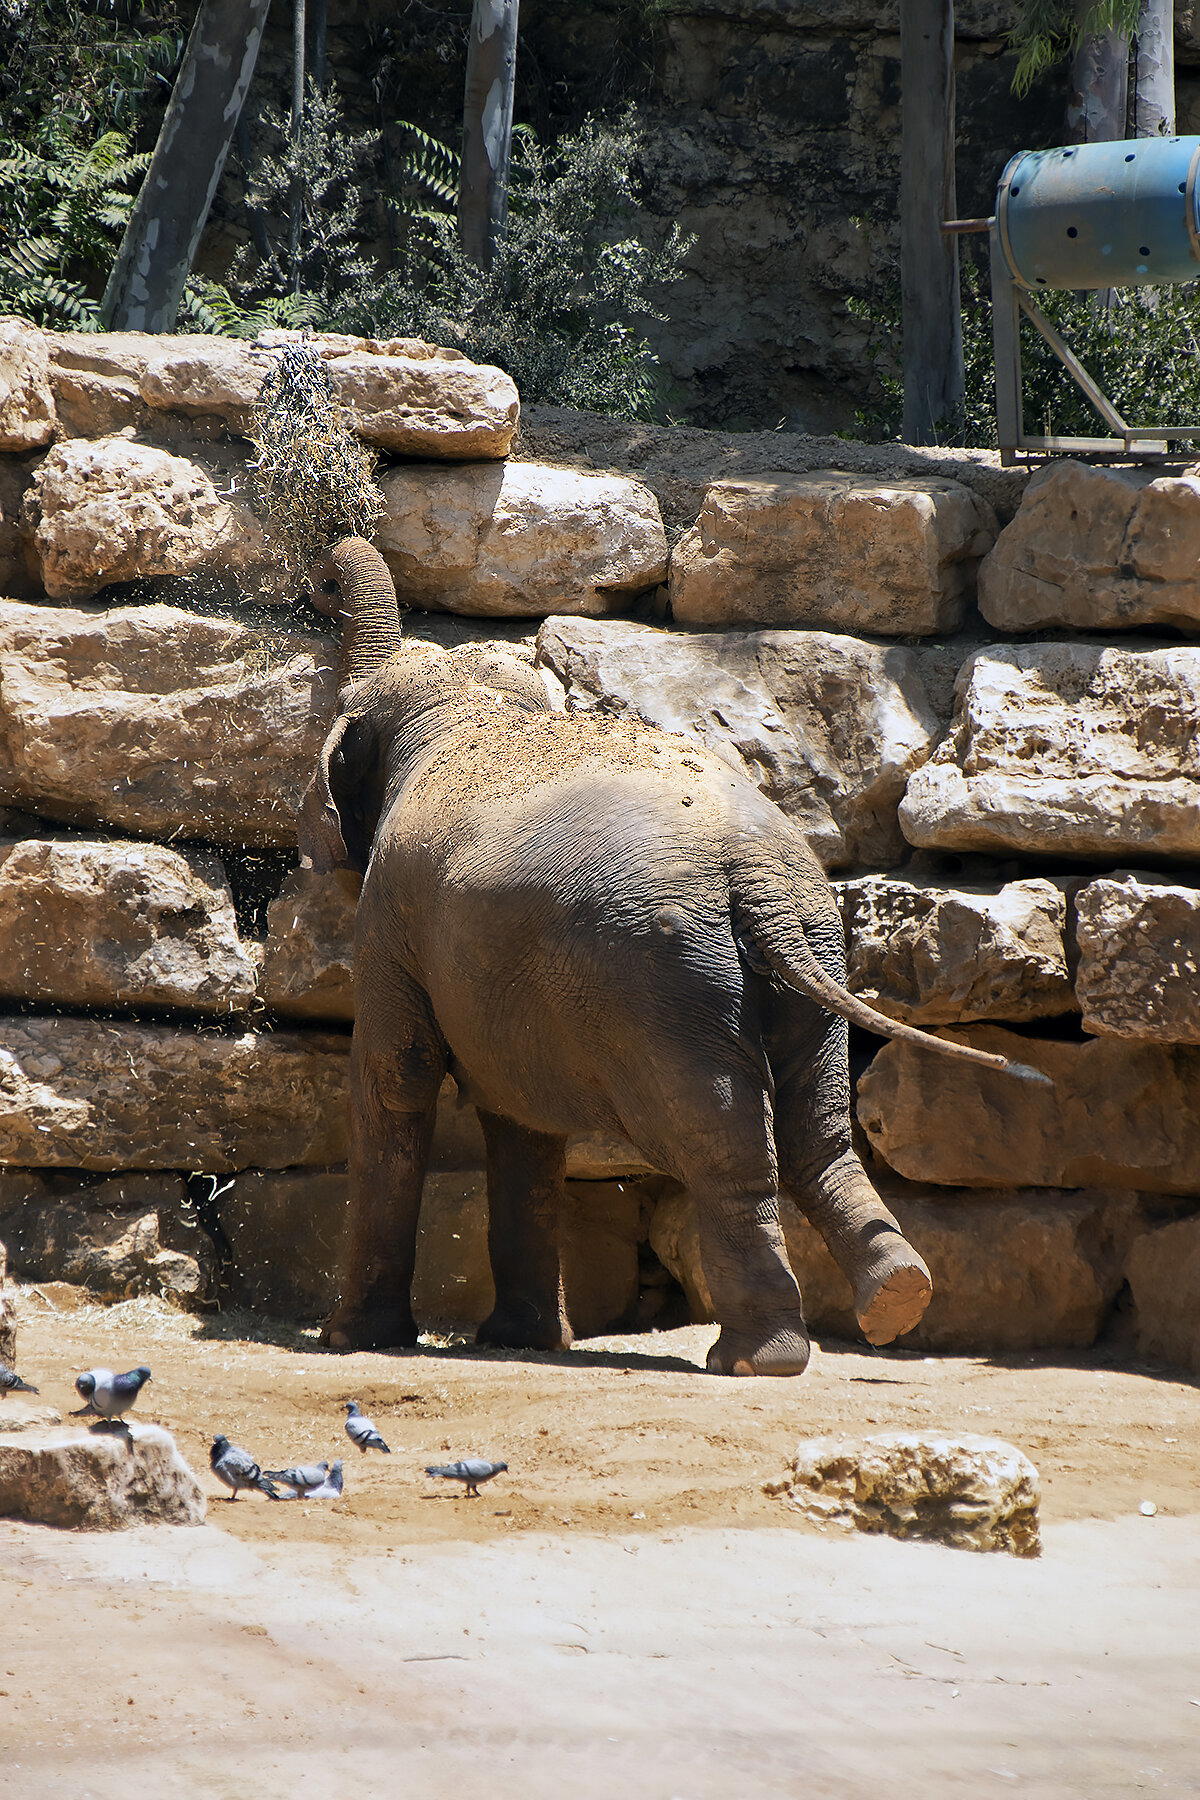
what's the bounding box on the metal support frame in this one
[946,216,1200,465]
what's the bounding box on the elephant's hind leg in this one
[322,973,446,1352]
[476,1111,572,1352]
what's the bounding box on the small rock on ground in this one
[0,1421,206,1529]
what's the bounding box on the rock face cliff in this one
[0,316,1198,1368]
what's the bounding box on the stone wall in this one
[1,316,1198,1368]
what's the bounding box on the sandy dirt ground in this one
[1,1290,1198,1800]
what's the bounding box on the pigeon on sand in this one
[0,1361,38,1397]
[425,1458,508,1498]
[263,1460,335,1499]
[304,1461,344,1499]
[210,1435,281,1500]
[343,1401,390,1454]
[71,1366,151,1423]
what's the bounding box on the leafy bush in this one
[218,99,692,420]
[851,246,1200,448]
[0,123,150,328]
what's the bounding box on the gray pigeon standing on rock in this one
[0,1361,38,1397]
[425,1458,508,1498]
[343,1401,390,1454]
[71,1366,151,1424]
[263,1460,332,1499]
[210,1435,281,1501]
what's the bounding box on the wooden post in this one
[900,0,963,445]
[459,0,520,270]
[103,0,271,332]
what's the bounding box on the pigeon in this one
[0,1362,38,1397]
[263,1460,332,1499]
[305,1460,345,1500]
[209,1435,281,1501]
[424,1458,508,1498]
[343,1401,390,1454]
[71,1366,151,1424]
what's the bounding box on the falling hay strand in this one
[246,338,383,583]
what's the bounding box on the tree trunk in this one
[288,0,307,293]
[900,0,963,445]
[1067,5,1129,142]
[1133,0,1174,137]
[458,0,520,270]
[102,0,271,332]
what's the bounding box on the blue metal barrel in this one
[997,136,1200,290]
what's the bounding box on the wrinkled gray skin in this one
[301,540,1036,1376]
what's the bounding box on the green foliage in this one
[335,114,694,419]
[1007,0,1142,95]
[850,248,1200,448]
[0,1,185,138]
[0,123,150,327]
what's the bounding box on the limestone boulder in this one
[1127,1213,1200,1373]
[0,1399,62,1432]
[0,837,258,1013]
[764,1432,1041,1556]
[537,617,954,868]
[649,1180,1137,1351]
[0,1017,348,1170]
[668,470,996,634]
[378,461,667,618]
[0,1423,206,1528]
[978,460,1200,631]
[260,867,358,1021]
[0,599,335,846]
[0,1172,212,1306]
[26,437,279,603]
[858,1026,1200,1192]
[141,332,519,456]
[1074,874,1200,1043]
[46,332,156,438]
[837,875,1075,1025]
[0,459,39,598]
[0,319,56,450]
[899,643,1200,861]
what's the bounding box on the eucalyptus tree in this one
[459,0,519,269]
[103,0,270,331]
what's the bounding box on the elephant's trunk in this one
[312,537,403,692]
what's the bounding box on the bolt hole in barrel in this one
[1067,227,1078,237]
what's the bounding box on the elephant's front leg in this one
[322,981,445,1352]
[476,1111,572,1352]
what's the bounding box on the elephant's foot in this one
[706,1320,811,1377]
[320,1301,418,1352]
[854,1249,932,1347]
[477,1302,573,1353]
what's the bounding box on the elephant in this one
[299,536,1041,1376]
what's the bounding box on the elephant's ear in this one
[298,714,370,874]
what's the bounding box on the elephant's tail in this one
[734,899,1051,1086]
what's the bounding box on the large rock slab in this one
[377,460,667,618]
[46,332,156,438]
[764,1433,1041,1556]
[858,1027,1200,1192]
[0,1171,211,1306]
[649,1181,1138,1351]
[1127,1212,1200,1373]
[0,319,56,450]
[538,617,954,869]
[978,460,1200,632]
[837,874,1074,1025]
[0,1423,206,1528]
[0,1017,348,1170]
[899,643,1200,861]
[260,867,358,1021]
[1074,874,1200,1043]
[26,437,277,603]
[141,332,519,457]
[0,599,334,846]
[668,471,995,634]
[0,837,258,1013]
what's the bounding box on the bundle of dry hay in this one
[246,338,383,585]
